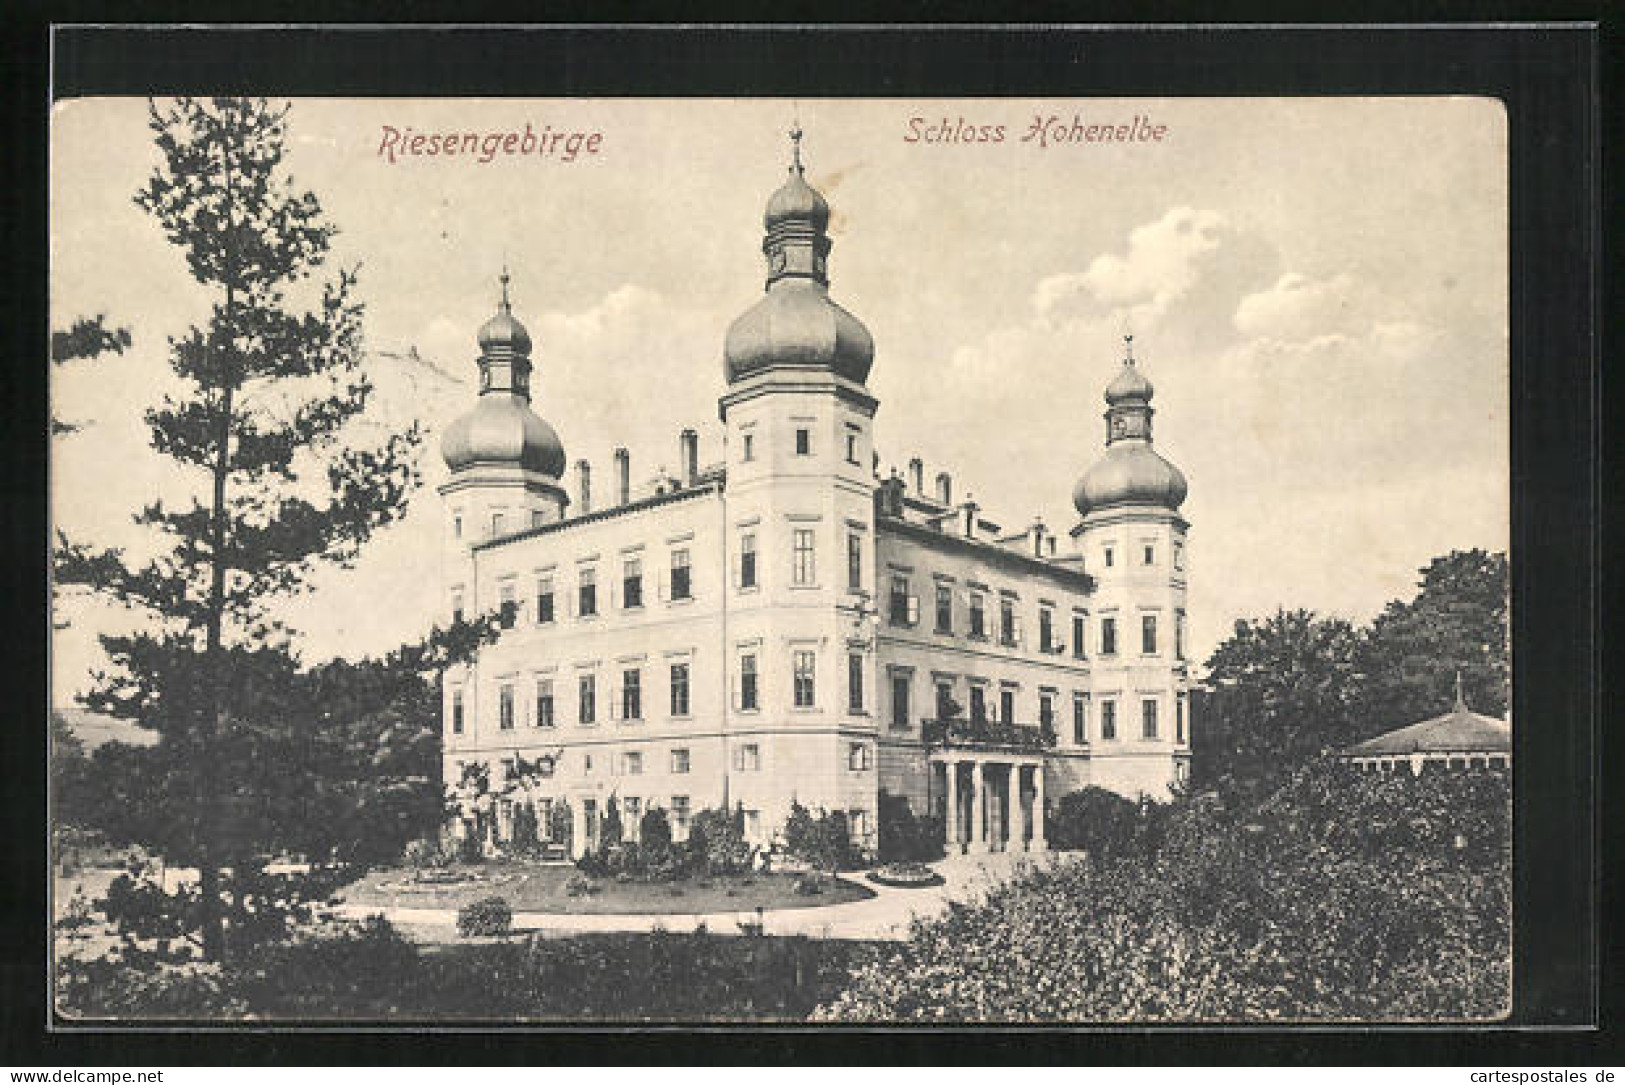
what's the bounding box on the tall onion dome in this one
[724,125,874,385]
[1072,336,1188,516]
[441,269,567,477]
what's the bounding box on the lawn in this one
[339,862,875,915]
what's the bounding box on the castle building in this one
[438,130,1192,858]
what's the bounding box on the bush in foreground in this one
[456,896,513,937]
[815,764,1510,1023]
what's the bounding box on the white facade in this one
[438,134,1192,858]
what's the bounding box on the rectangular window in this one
[739,653,759,712]
[1073,693,1087,745]
[622,558,643,609]
[623,751,643,776]
[1072,615,1086,659]
[848,652,864,713]
[848,742,871,771]
[621,668,642,721]
[671,795,691,836]
[1176,696,1186,743]
[969,593,986,638]
[890,673,910,730]
[935,584,953,634]
[535,680,555,729]
[579,568,597,617]
[1174,541,1185,570]
[1101,616,1117,656]
[1102,700,1117,741]
[742,432,755,461]
[793,529,816,586]
[451,689,464,735]
[795,428,811,455]
[1039,692,1055,728]
[451,588,465,625]
[1142,614,1158,655]
[743,809,762,840]
[536,577,554,624]
[845,432,859,464]
[1142,698,1159,739]
[1176,612,1186,661]
[1103,545,1115,568]
[999,597,1016,646]
[890,575,910,625]
[1039,607,1055,652]
[578,674,596,725]
[847,532,863,592]
[734,743,760,772]
[491,512,505,538]
[498,583,517,629]
[453,515,463,539]
[970,685,987,723]
[1000,687,1015,725]
[1144,543,1156,566]
[739,532,758,589]
[531,510,545,529]
[669,662,691,717]
[793,650,817,708]
[935,681,953,720]
[848,809,868,841]
[670,747,691,774]
[670,549,692,601]
[499,683,515,730]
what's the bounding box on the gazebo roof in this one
[1343,688,1511,758]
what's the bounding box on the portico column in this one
[1015,765,1030,852]
[1031,761,1048,851]
[570,799,588,860]
[970,760,987,854]
[945,759,961,851]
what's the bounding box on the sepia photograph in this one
[49,92,1515,1025]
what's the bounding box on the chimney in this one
[576,459,592,514]
[961,497,979,539]
[680,429,699,487]
[935,471,952,506]
[1048,535,1058,556]
[908,457,924,495]
[613,446,630,506]
[1032,519,1046,558]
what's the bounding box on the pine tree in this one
[53,98,422,960]
[51,314,131,435]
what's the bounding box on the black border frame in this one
[5,16,1609,1066]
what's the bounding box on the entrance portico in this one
[932,752,1047,854]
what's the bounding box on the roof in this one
[877,513,1094,593]
[1342,701,1511,758]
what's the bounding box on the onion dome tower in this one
[439,269,570,550]
[1069,336,1192,799]
[1072,336,1188,517]
[723,124,875,387]
[716,124,881,840]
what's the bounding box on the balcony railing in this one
[921,716,1057,752]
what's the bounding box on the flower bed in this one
[866,862,943,889]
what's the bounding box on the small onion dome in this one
[477,309,532,356]
[441,395,566,477]
[764,170,830,231]
[724,278,874,384]
[1072,445,1188,516]
[1105,362,1153,404]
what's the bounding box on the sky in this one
[50,97,1509,703]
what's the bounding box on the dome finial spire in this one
[788,117,805,176]
[499,263,512,314]
[1454,670,1466,711]
[1124,332,1135,366]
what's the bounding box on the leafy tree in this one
[51,314,132,435]
[1360,549,1509,727]
[1192,608,1364,794]
[53,97,421,959]
[1046,787,1142,862]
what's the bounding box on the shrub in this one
[1047,786,1143,860]
[510,803,540,856]
[639,806,673,851]
[688,807,755,876]
[877,790,943,862]
[456,896,513,938]
[456,831,483,865]
[793,873,823,896]
[548,800,574,856]
[564,874,597,898]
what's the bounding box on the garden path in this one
[332,851,1079,943]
